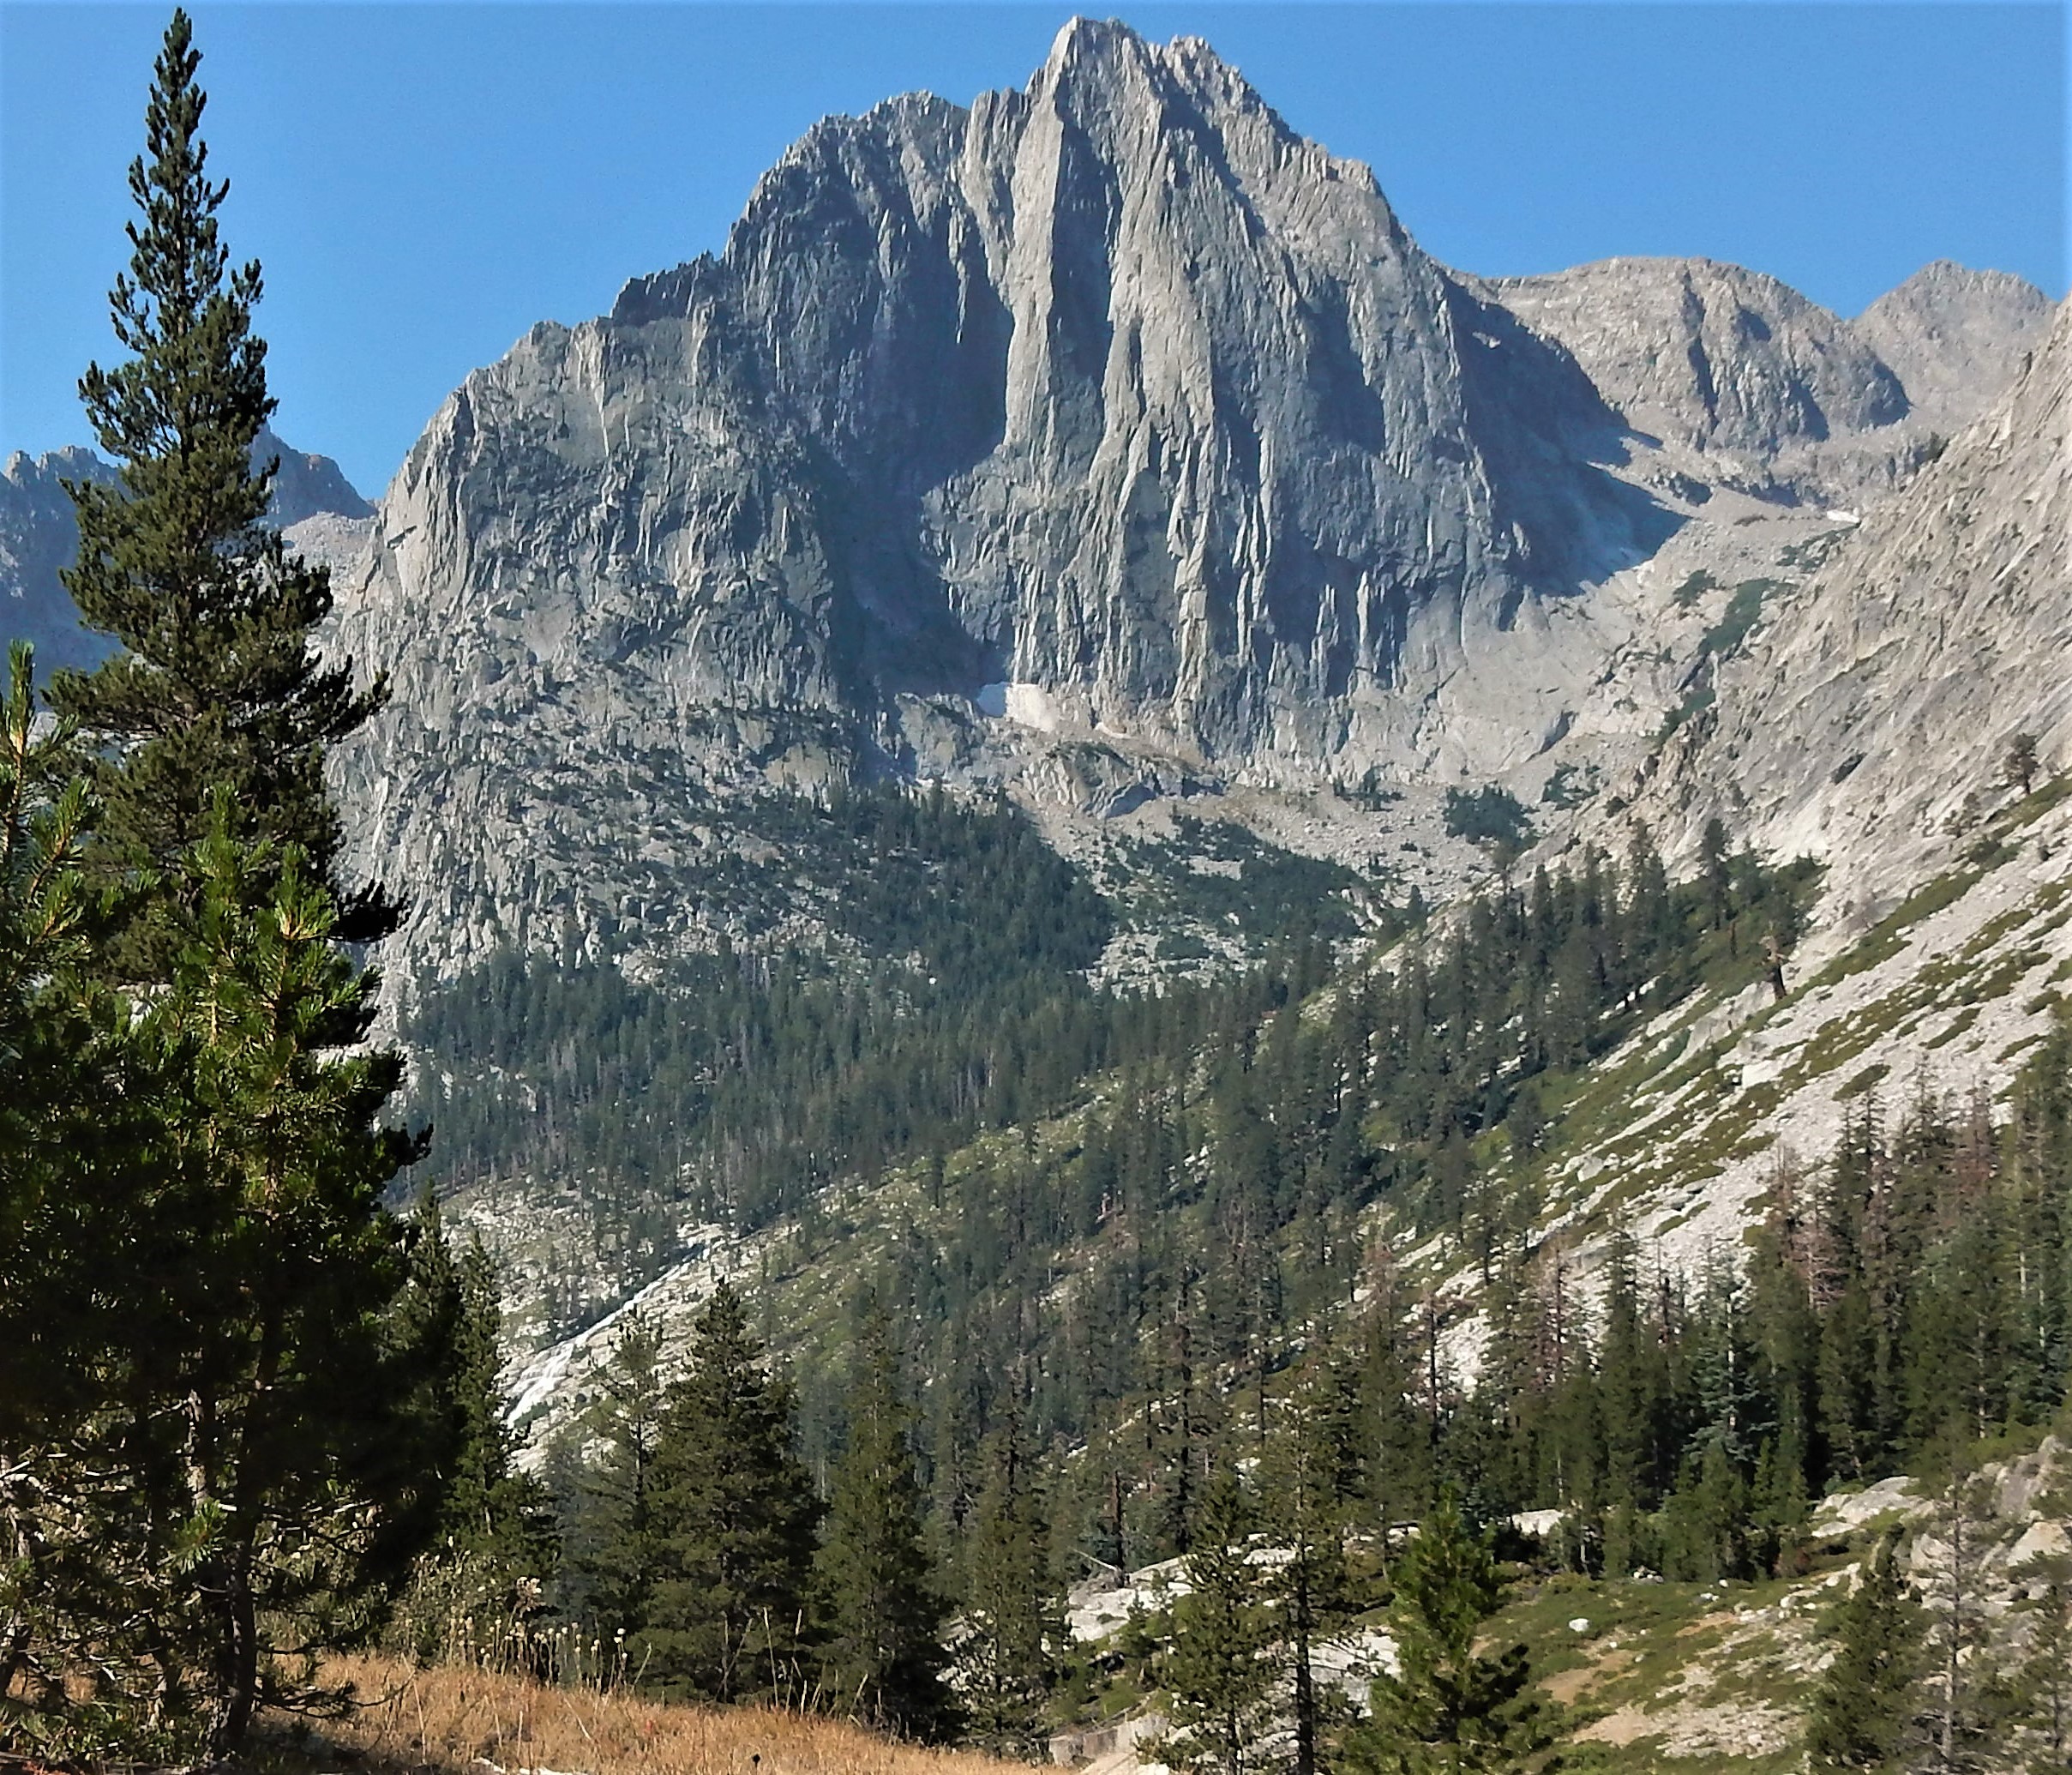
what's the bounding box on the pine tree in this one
[1659,1263,1763,1582]
[1700,815,1733,930]
[956,1422,1060,1758]
[2003,731,2040,798]
[1151,1464,1275,1775]
[569,1315,669,1654]
[49,9,394,980]
[437,1234,554,1572]
[1595,1231,1662,1577]
[387,1209,556,1660]
[1917,1448,1998,1770]
[641,1281,820,1704]
[6,28,436,1730]
[1264,1357,1362,1775]
[1805,1529,1926,1770]
[816,1309,954,1739]
[0,644,108,1447]
[1344,1492,1548,1774]
[2010,1549,2072,1764]
[136,805,435,1754]
[1360,1279,1435,1575]
[0,645,177,1747]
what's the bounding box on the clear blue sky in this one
[2,3,2063,497]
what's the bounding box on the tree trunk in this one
[208,1306,285,1755]
[209,1541,261,1756]
[1291,1581,1316,1775]
[1940,1495,1964,1769]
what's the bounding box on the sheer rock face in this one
[1632,296,2072,900]
[339,21,1656,800]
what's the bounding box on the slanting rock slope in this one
[1456,298,2072,1333]
[1643,296,2072,906]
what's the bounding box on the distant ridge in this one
[0,428,369,673]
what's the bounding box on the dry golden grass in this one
[281,1655,1017,1775]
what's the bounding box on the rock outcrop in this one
[260,428,373,528]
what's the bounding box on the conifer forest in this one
[4,11,2071,1775]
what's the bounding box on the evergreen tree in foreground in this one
[2,795,442,1758]
[816,1308,955,1738]
[1152,1465,1276,1775]
[0,646,108,1453]
[567,1315,669,1656]
[3,651,441,1758]
[1345,1492,1549,1774]
[957,1421,1062,1758]
[4,21,448,1748]
[641,1282,821,1704]
[141,809,437,1753]
[1805,1529,1926,1769]
[50,8,394,980]
[0,647,177,1750]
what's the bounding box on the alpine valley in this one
[9,19,2072,1768]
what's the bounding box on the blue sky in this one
[2,3,2063,497]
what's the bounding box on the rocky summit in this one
[296,19,2049,990]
